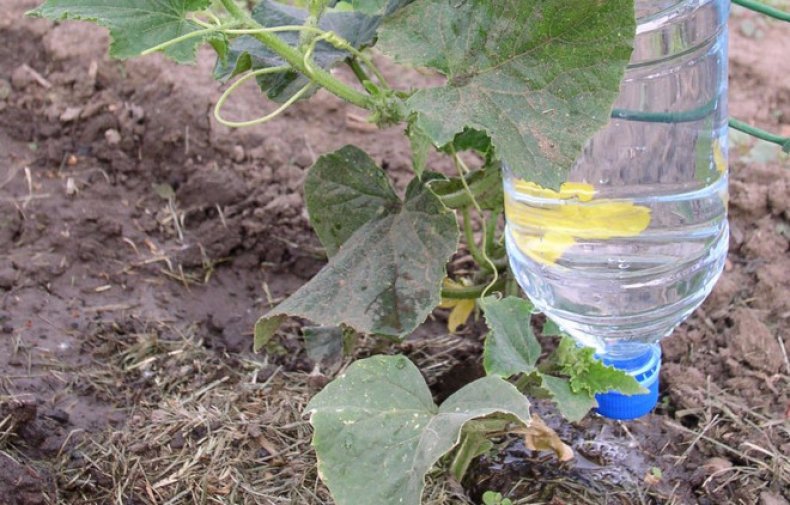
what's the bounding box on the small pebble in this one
[11,65,34,89]
[105,128,121,145]
[232,144,245,163]
[0,268,15,290]
[0,79,11,101]
[293,148,314,168]
[60,106,82,122]
[66,177,78,196]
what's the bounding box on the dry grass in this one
[56,370,325,504]
[2,317,786,505]
[30,321,475,505]
[664,378,790,495]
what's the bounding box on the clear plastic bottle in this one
[504,0,730,419]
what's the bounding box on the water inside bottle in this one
[504,0,730,358]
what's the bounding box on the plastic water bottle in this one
[504,0,730,420]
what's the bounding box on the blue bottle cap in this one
[595,344,661,420]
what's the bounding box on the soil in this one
[0,2,788,505]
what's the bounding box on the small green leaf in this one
[442,128,493,159]
[254,146,458,343]
[307,355,530,505]
[482,491,512,505]
[407,124,433,178]
[30,0,216,63]
[378,0,636,189]
[152,183,176,200]
[549,338,647,397]
[536,373,596,423]
[481,296,540,377]
[253,314,286,352]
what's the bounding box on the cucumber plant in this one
[31,1,651,503]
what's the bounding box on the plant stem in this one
[436,172,502,209]
[483,212,500,258]
[732,0,790,21]
[729,118,790,153]
[215,69,312,127]
[299,0,326,51]
[462,207,490,271]
[217,0,373,110]
[513,373,532,392]
[140,26,230,56]
[441,277,506,299]
[347,58,370,86]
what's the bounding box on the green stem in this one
[513,373,532,392]
[140,25,231,56]
[299,0,326,51]
[217,0,373,110]
[483,212,500,259]
[450,433,493,482]
[505,274,520,298]
[436,171,502,209]
[347,58,370,86]
[215,69,312,127]
[729,118,790,153]
[462,207,490,271]
[441,277,506,299]
[732,0,790,21]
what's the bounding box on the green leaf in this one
[536,374,596,423]
[306,355,530,505]
[304,146,400,257]
[30,0,216,63]
[483,491,512,505]
[378,0,636,189]
[254,146,458,342]
[214,0,382,101]
[350,0,413,15]
[253,314,286,352]
[481,296,540,377]
[442,128,493,160]
[549,337,647,397]
[541,318,565,337]
[407,124,433,178]
[303,326,344,369]
[450,416,510,481]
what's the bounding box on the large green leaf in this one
[304,146,400,257]
[306,355,531,505]
[30,0,216,63]
[254,146,458,349]
[481,296,540,377]
[377,0,636,189]
[303,326,344,369]
[350,0,413,16]
[214,0,383,101]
